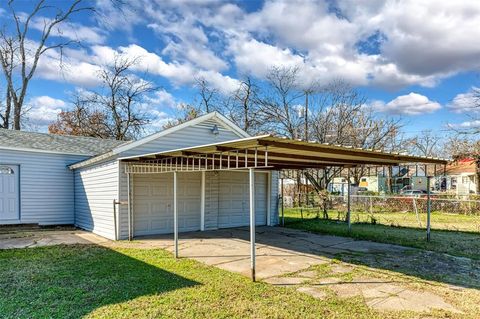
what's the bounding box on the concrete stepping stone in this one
[330,263,354,274]
[328,277,460,314]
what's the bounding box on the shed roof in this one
[0,129,127,156]
[120,134,448,172]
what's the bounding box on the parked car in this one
[400,189,428,196]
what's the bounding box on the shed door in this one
[218,171,267,228]
[0,165,19,221]
[133,172,201,236]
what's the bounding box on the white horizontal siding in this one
[74,160,118,239]
[118,161,129,239]
[0,149,86,225]
[120,118,242,157]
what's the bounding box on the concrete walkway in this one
[135,227,462,314]
[136,226,410,279]
[0,227,109,249]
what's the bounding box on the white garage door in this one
[133,172,201,236]
[218,171,267,228]
[0,165,19,221]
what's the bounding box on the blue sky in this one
[2,0,480,136]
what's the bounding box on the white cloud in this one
[373,93,441,115]
[26,0,480,103]
[118,44,239,93]
[229,36,304,78]
[366,1,480,76]
[146,89,178,109]
[452,120,480,128]
[447,87,480,113]
[34,43,237,93]
[25,96,66,129]
[36,50,103,87]
[31,17,106,44]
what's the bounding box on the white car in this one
[401,189,428,196]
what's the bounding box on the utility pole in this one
[304,91,309,142]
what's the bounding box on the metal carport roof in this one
[119,134,448,282]
[119,134,448,173]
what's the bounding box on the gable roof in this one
[69,111,250,169]
[112,111,250,155]
[0,129,127,156]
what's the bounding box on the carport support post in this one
[249,168,256,282]
[127,172,132,241]
[347,168,351,233]
[426,176,431,242]
[173,171,179,258]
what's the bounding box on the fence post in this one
[426,176,431,242]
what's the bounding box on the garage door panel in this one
[133,172,201,236]
[135,185,150,196]
[152,185,169,196]
[218,171,267,228]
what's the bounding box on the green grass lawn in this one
[0,244,394,319]
[284,208,480,260]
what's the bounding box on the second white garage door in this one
[133,172,201,236]
[218,171,267,228]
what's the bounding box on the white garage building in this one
[1,111,448,249]
[70,112,278,240]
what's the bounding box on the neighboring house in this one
[333,165,430,194]
[0,112,279,240]
[438,158,477,195]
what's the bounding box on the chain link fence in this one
[285,194,480,232]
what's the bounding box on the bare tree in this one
[406,130,442,157]
[92,56,156,140]
[224,76,260,134]
[0,0,94,130]
[0,37,15,128]
[50,56,156,140]
[309,81,402,186]
[195,77,219,113]
[258,66,304,139]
